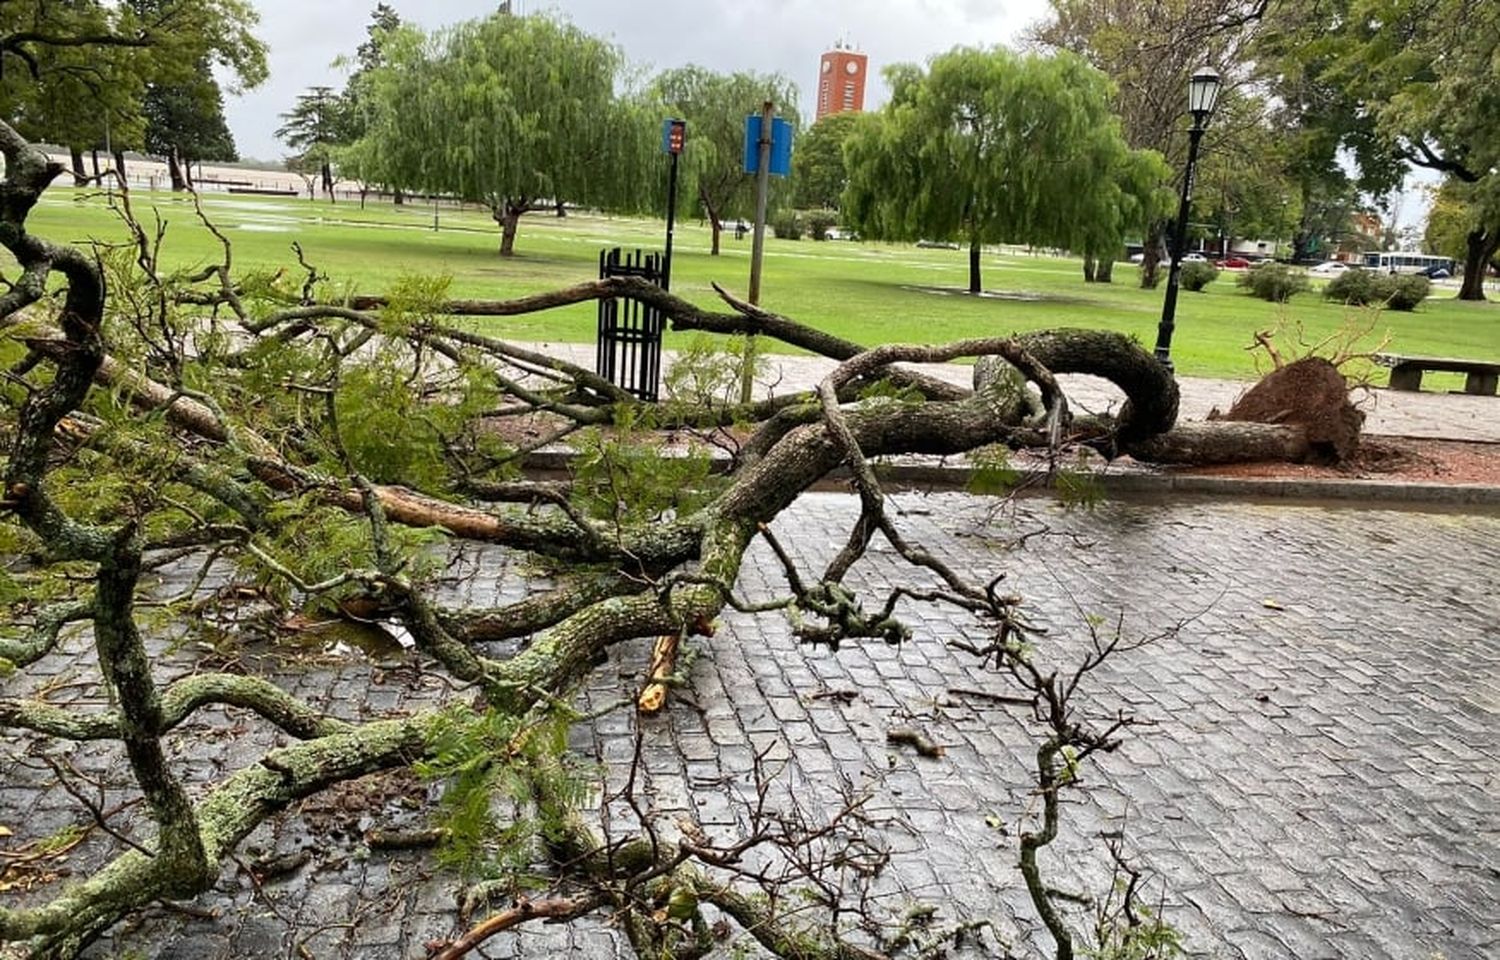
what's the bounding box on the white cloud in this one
[224,0,1050,162]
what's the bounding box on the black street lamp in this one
[1153,66,1222,371]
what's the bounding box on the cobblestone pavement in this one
[528,341,1500,443]
[3,495,1498,959]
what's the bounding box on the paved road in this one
[4,496,1497,959]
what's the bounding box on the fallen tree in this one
[0,116,1312,959]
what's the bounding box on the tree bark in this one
[113,149,127,181]
[69,146,87,185]
[968,236,982,293]
[1082,255,1096,283]
[1124,420,1315,464]
[1095,257,1114,283]
[167,146,186,191]
[1140,219,1166,288]
[1458,226,1497,301]
[555,198,566,218]
[703,186,722,256]
[320,158,335,200]
[393,187,404,206]
[497,201,525,257]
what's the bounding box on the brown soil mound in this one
[1215,357,1365,463]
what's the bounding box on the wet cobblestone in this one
[2,495,1497,958]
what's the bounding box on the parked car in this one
[916,239,960,250]
[1309,261,1349,275]
[1182,252,1208,263]
[1215,256,1253,269]
[1418,264,1452,279]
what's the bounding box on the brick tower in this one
[815,41,868,121]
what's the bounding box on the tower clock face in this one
[845,60,859,75]
[822,61,832,73]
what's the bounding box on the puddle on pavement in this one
[277,617,409,663]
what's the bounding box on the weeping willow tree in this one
[843,47,1170,292]
[350,11,658,255]
[652,66,800,255]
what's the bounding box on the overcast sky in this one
[224,0,1051,162]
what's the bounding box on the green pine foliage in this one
[569,406,721,527]
[416,704,593,881]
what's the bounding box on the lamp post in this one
[1153,66,1222,371]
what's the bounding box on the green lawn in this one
[20,187,1500,381]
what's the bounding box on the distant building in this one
[816,41,868,121]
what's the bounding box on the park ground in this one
[23,186,1500,385]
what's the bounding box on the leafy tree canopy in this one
[653,66,800,255]
[793,111,860,212]
[843,46,1168,292]
[353,12,656,255]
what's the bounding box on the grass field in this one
[20,186,1500,381]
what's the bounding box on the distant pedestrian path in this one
[531,342,1500,444]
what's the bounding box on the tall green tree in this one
[277,86,347,198]
[843,47,1168,293]
[354,13,653,256]
[1265,0,1500,299]
[1028,0,1270,286]
[335,4,402,203]
[653,67,799,255]
[793,111,859,212]
[142,62,237,189]
[1,1,265,181]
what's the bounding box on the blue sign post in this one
[743,116,793,176]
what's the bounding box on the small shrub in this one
[1382,274,1431,311]
[1323,269,1430,311]
[803,209,839,241]
[770,211,803,240]
[1237,261,1309,302]
[1179,262,1219,292]
[1323,267,1379,305]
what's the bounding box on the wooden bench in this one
[1373,353,1500,395]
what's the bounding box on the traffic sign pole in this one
[742,100,775,404]
[662,119,685,291]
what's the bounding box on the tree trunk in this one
[1125,421,1315,464]
[1095,257,1115,283]
[91,149,101,178]
[1458,227,1497,301]
[182,158,194,189]
[113,150,127,181]
[393,187,405,206]
[167,147,187,191]
[321,159,335,201]
[497,202,524,257]
[1140,220,1166,289]
[968,237,982,294]
[1082,255,1096,283]
[703,188,722,256]
[69,146,88,186]
[555,199,566,218]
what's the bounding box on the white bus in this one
[1362,251,1455,275]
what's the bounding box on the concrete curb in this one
[869,463,1500,507]
[523,450,1500,509]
